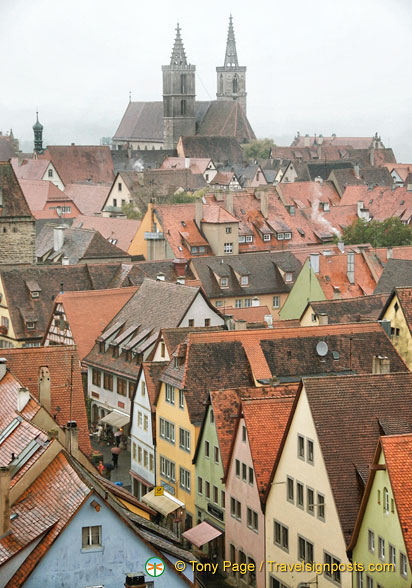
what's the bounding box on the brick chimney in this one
[318,313,328,325]
[195,201,203,228]
[372,355,390,374]
[64,422,79,455]
[39,367,51,413]
[173,258,187,277]
[260,192,269,219]
[0,467,10,538]
[224,192,234,215]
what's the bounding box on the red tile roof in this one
[11,157,52,181]
[201,204,238,224]
[2,347,92,456]
[49,287,138,360]
[17,179,68,211]
[73,215,141,252]
[223,305,270,324]
[160,157,212,175]
[64,183,110,216]
[316,252,377,298]
[276,181,340,208]
[39,146,114,185]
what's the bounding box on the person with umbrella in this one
[111,446,121,469]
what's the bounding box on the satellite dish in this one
[316,341,329,357]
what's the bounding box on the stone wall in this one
[0,217,36,265]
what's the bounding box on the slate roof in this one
[113,102,165,142]
[141,361,165,406]
[2,346,91,456]
[36,225,129,264]
[0,161,33,218]
[301,373,412,544]
[374,259,412,293]
[73,215,141,252]
[46,287,138,360]
[196,101,255,143]
[331,167,393,193]
[178,136,244,164]
[304,161,354,180]
[190,251,301,298]
[39,146,114,185]
[291,136,376,149]
[307,293,388,324]
[112,149,177,172]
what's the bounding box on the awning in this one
[100,410,129,428]
[182,521,222,548]
[141,488,184,517]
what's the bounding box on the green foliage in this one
[121,201,142,219]
[339,217,412,247]
[242,138,276,160]
[168,187,208,204]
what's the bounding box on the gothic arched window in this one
[180,74,186,94]
[220,74,224,95]
[181,99,186,116]
[233,74,238,94]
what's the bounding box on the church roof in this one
[114,102,165,142]
[197,101,255,143]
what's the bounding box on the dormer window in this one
[263,234,271,242]
[174,356,179,369]
[240,276,249,286]
[48,169,53,178]
[31,291,40,299]
[284,232,292,240]
[285,272,293,282]
[246,235,253,243]
[26,321,36,330]
[191,247,199,254]
[277,233,284,240]
[220,277,229,288]
[239,236,246,243]
[321,202,330,212]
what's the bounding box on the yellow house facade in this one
[0,276,20,348]
[155,379,200,528]
[379,288,412,369]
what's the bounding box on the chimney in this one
[234,319,247,330]
[337,241,345,254]
[62,256,70,266]
[225,192,234,215]
[53,226,65,252]
[370,147,375,167]
[318,134,324,145]
[64,422,79,455]
[354,164,360,179]
[347,253,355,284]
[173,257,187,277]
[264,314,273,328]
[310,254,320,274]
[17,387,30,412]
[0,357,7,380]
[260,192,269,219]
[318,313,328,325]
[387,247,393,260]
[195,200,203,228]
[372,355,390,374]
[39,367,51,412]
[184,157,190,169]
[0,467,10,538]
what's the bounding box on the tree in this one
[121,201,142,220]
[339,217,412,247]
[242,138,276,160]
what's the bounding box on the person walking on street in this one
[111,446,121,469]
[96,424,103,444]
[114,428,122,447]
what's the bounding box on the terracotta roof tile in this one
[11,157,51,181]
[39,146,114,186]
[73,215,141,252]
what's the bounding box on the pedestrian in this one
[98,460,104,475]
[111,446,121,469]
[96,424,103,444]
[114,428,122,447]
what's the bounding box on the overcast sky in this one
[2,0,412,159]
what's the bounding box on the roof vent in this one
[316,341,328,357]
[332,351,340,360]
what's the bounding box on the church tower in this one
[33,112,44,154]
[216,16,247,113]
[162,24,196,149]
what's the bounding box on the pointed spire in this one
[170,23,187,66]
[224,15,238,67]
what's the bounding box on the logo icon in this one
[145,557,165,577]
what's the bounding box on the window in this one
[230,497,241,520]
[198,476,203,495]
[160,342,166,358]
[366,577,373,588]
[214,446,219,463]
[298,535,314,563]
[92,368,101,386]
[205,481,210,499]
[204,318,211,327]
[287,476,294,503]
[144,415,148,431]
[82,525,102,548]
[224,242,233,254]
[284,232,292,240]
[249,467,254,485]
[378,536,385,560]
[141,381,146,395]
[220,277,228,287]
[215,300,223,307]
[356,571,364,588]
[118,182,122,191]
[179,428,190,452]
[213,485,219,504]
[400,552,407,577]
[128,381,134,398]
[242,462,247,482]
[247,507,258,532]
[210,409,214,423]
[240,275,249,286]
[307,439,314,464]
[165,383,175,404]
[297,482,304,509]
[298,435,305,459]
[263,234,271,242]
[226,227,232,234]
[389,544,396,570]
[271,578,289,588]
[113,198,117,207]
[239,235,246,243]
[48,168,53,178]
[179,467,191,492]
[144,450,148,468]
[179,389,184,409]
[235,459,240,477]
[317,492,325,521]
[277,233,284,240]
[1,317,9,329]
[117,378,127,396]
[242,425,247,442]
[159,418,175,444]
[26,321,36,330]
[274,520,289,551]
[248,557,256,587]
[246,235,253,242]
[285,272,293,282]
[245,298,252,307]
[391,327,400,338]
[273,296,280,308]
[160,456,175,482]
[188,319,194,327]
[221,490,225,508]
[205,440,210,458]
[138,446,142,463]
[324,551,341,584]
[307,487,314,515]
[383,487,389,513]
[138,412,142,428]
[103,372,113,391]
[149,454,154,471]
[368,530,375,553]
